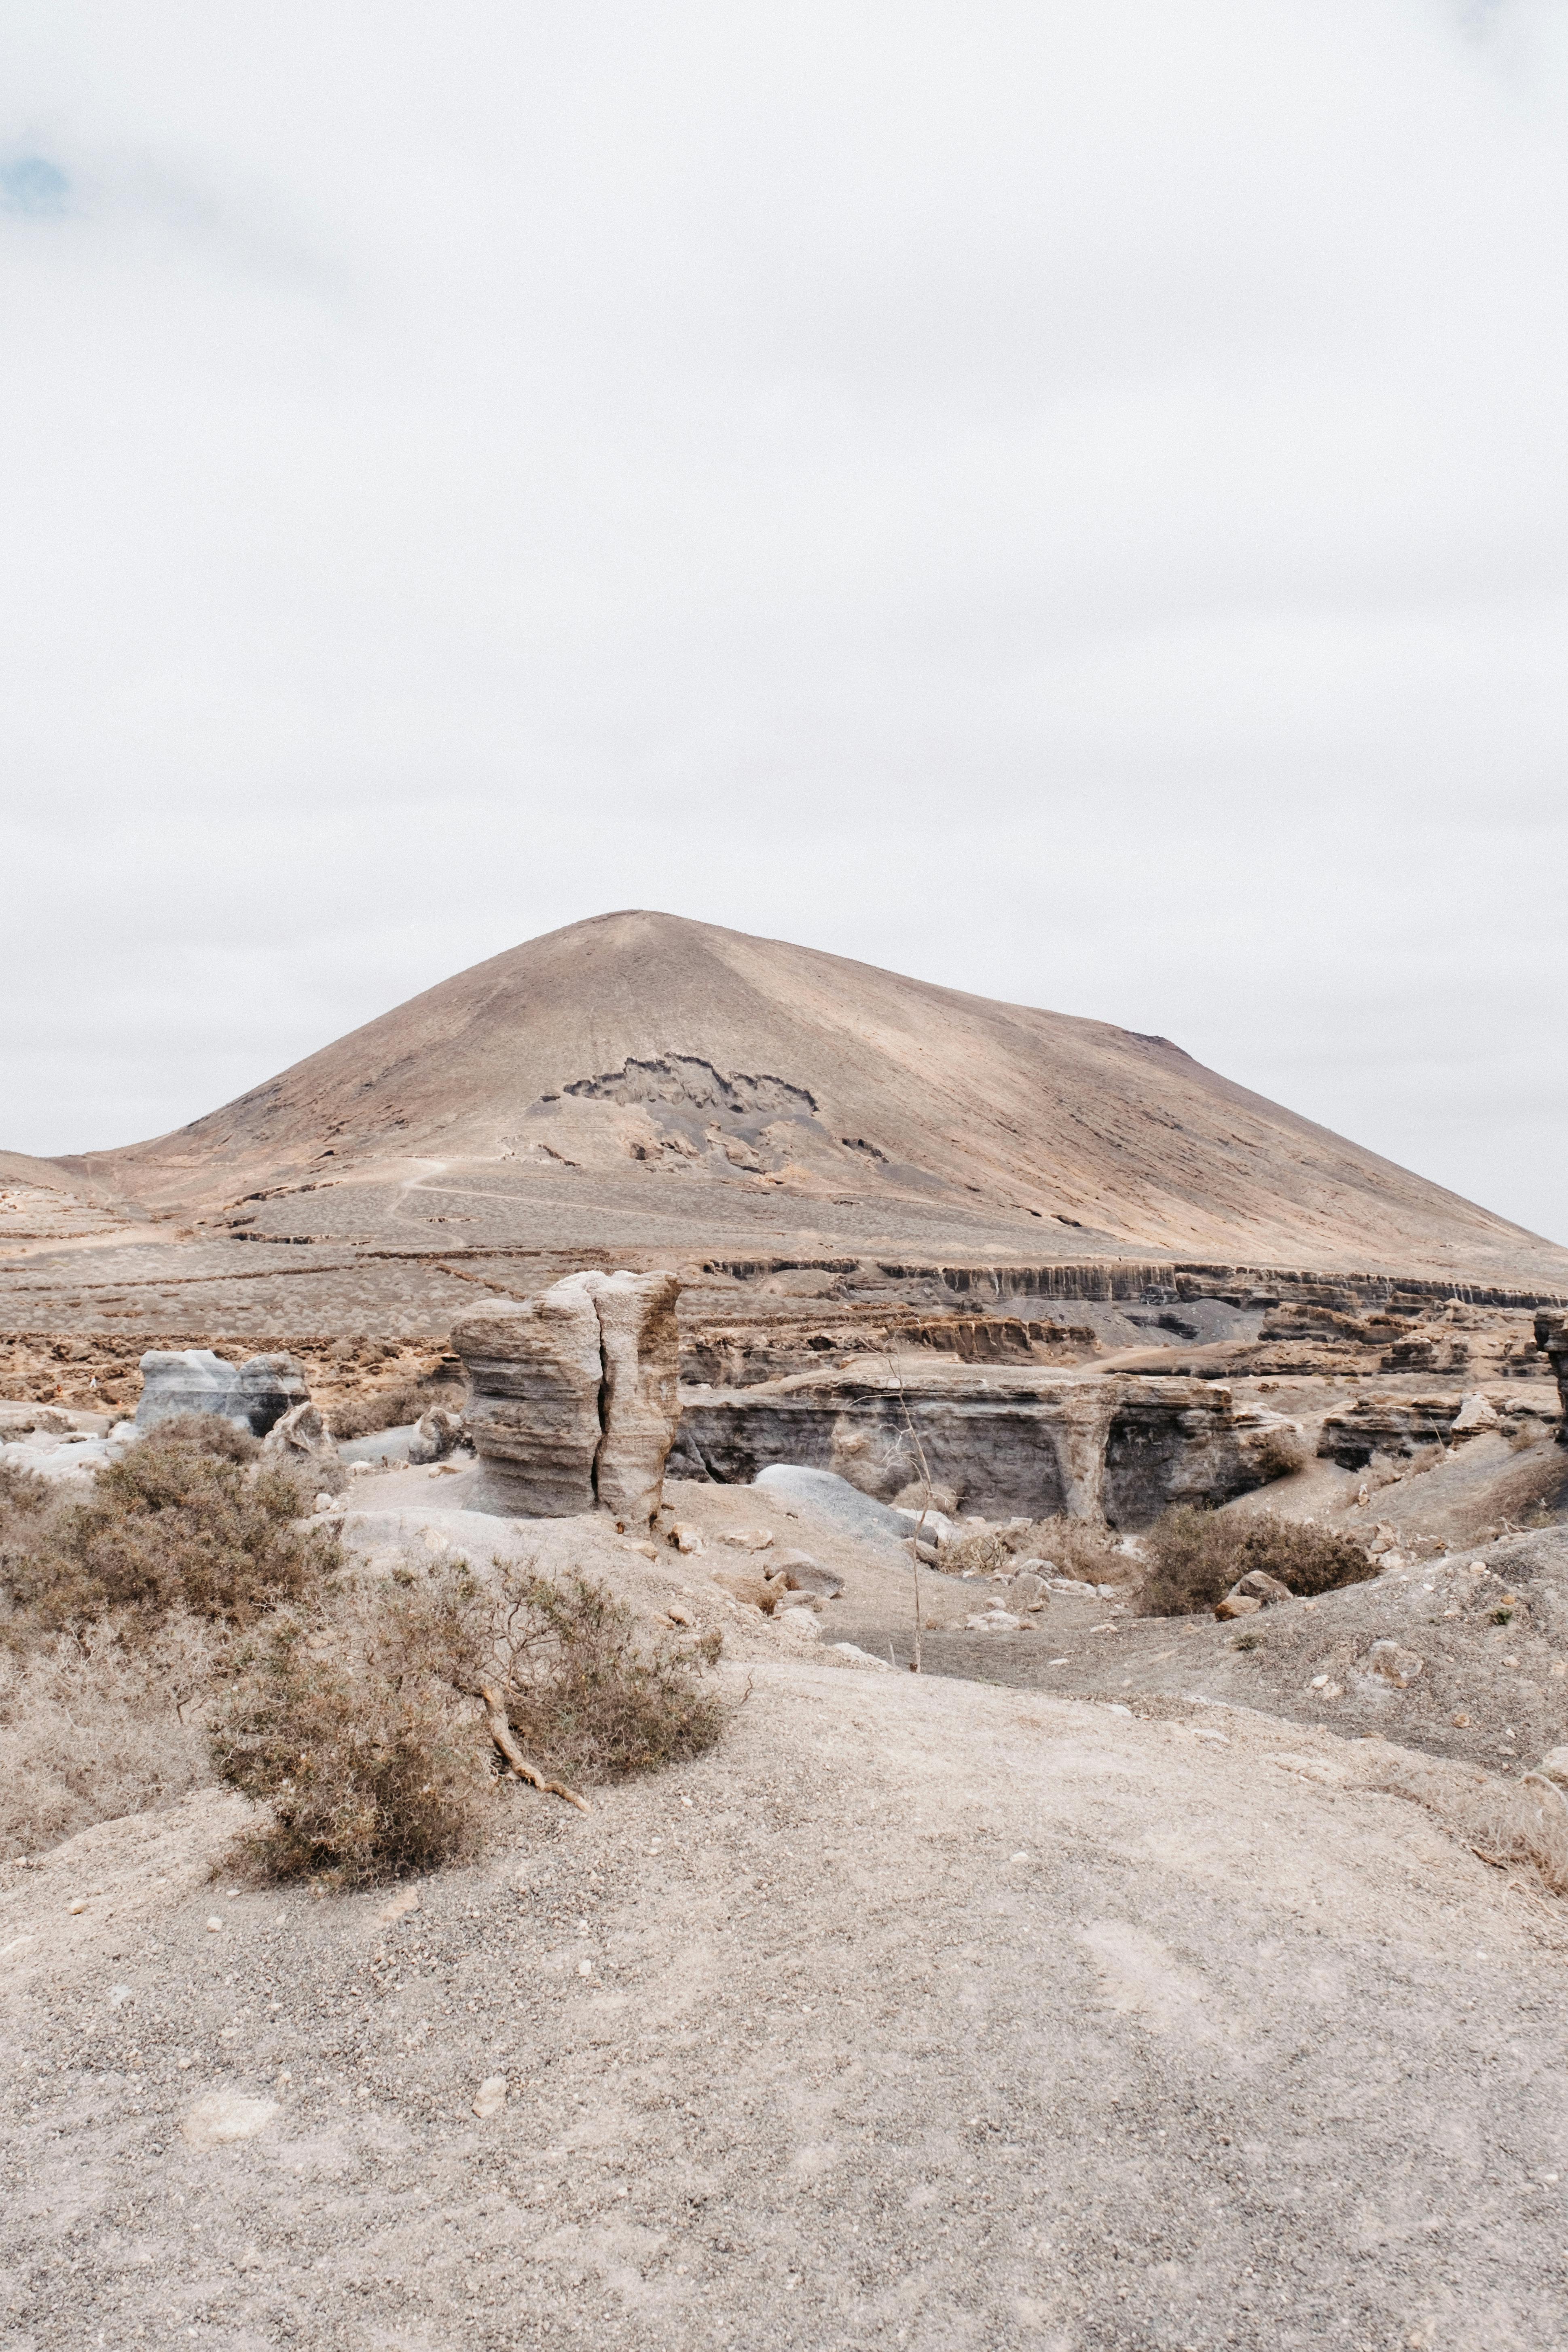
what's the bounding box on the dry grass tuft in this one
[1250,1427,1310,1481]
[328,1379,462,1441]
[942,1514,1125,1584]
[0,1615,219,1861]
[1364,1748,1568,1899]
[1139,1506,1375,1617]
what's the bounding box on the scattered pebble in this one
[181,2092,279,2148]
[205,1915,224,1933]
[472,2075,508,2120]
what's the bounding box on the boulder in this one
[1214,1594,1263,1620]
[751,1464,910,1543]
[1229,1569,1293,1607]
[408,1406,465,1465]
[1005,1570,1048,1611]
[711,1569,777,1613]
[1451,1392,1499,1436]
[763,1550,844,1598]
[136,1349,308,1438]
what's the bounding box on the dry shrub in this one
[212,1582,493,1887]
[212,1559,724,1884]
[1139,1506,1375,1618]
[0,1614,219,1862]
[1250,1427,1310,1481]
[1019,1515,1126,1583]
[2,1415,339,1638]
[941,1514,1122,1584]
[487,1569,724,1782]
[939,1527,1014,1578]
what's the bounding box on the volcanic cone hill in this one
[49,910,1568,1284]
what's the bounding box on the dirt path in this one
[4,1656,1567,2351]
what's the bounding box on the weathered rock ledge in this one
[670,1364,1301,1528]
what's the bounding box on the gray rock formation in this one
[135,1349,308,1437]
[451,1278,606,1515]
[450,1269,681,1521]
[261,1400,345,1488]
[678,1370,1303,1529]
[408,1406,466,1465]
[1536,1311,1568,1438]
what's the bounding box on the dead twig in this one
[478,1683,591,1813]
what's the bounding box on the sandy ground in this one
[4,1468,1568,2349]
[4,1676,1568,2345]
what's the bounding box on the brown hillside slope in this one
[53,909,1567,1281]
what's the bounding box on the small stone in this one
[577,1959,594,1977]
[622,1539,659,1560]
[68,1898,87,1915]
[1368,1641,1424,1688]
[108,1984,132,2008]
[1310,1674,1329,1690]
[472,2075,508,2119]
[1502,1654,1519,1669]
[1230,1569,1292,1607]
[1215,1595,1263,1620]
[1452,1712,1471,1727]
[205,1915,224,1933]
[721,1528,774,1551]
[964,1610,1021,1632]
[181,2092,279,2148]
[671,1525,705,1555]
[665,1603,695,1627]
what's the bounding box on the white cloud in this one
[1,0,1564,1239]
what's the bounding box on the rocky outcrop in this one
[1536,1311,1568,1439]
[675,1367,1302,1529]
[1316,1392,1483,1468]
[451,1269,680,1521]
[135,1348,308,1437]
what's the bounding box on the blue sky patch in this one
[1,154,69,216]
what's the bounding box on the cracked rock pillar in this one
[451,1268,682,1520]
[583,1269,681,1524]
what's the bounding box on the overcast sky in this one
[2,2,1564,1242]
